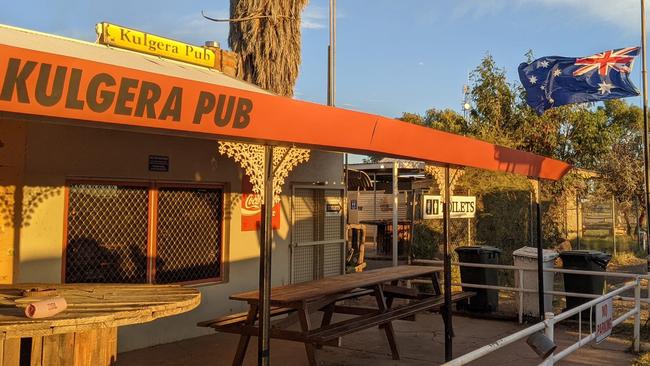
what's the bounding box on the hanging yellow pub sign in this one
[96,22,216,68]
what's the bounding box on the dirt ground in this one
[117,251,649,365]
[116,311,638,366]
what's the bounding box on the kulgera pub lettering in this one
[0,58,253,128]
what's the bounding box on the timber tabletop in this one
[0,283,200,339]
[230,265,442,305]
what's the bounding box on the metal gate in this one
[290,185,345,283]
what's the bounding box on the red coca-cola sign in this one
[241,177,280,231]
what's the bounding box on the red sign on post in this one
[240,177,280,231]
[595,298,613,343]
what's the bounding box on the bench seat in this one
[307,291,474,343]
[198,288,375,330]
[197,306,295,329]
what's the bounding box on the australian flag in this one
[518,47,640,115]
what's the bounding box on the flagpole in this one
[641,0,650,272]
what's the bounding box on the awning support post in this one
[443,165,453,361]
[258,145,273,366]
[393,161,399,266]
[641,0,650,274]
[535,178,545,321]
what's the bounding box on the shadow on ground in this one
[116,311,636,366]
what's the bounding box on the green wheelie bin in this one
[559,250,611,316]
[455,246,501,312]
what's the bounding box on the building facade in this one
[0,24,345,351]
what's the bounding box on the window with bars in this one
[64,182,224,284]
[291,187,344,283]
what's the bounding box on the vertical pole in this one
[329,0,344,273]
[518,268,524,324]
[576,194,581,250]
[641,0,650,273]
[536,179,545,321]
[467,188,471,245]
[564,197,569,239]
[409,189,416,265]
[647,272,650,303]
[443,166,453,361]
[328,0,336,107]
[392,161,399,266]
[258,146,274,366]
[373,173,377,220]
[634,277,641,352]
[530,191,534,246]
[636,198,641,250]
[343,153,349,273]
[612,195,617,256]
[544,312,555,365]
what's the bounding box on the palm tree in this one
[228,0,309,97]
[220,3,312,364]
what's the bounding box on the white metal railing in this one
[442,279,642,366]
[413,259,650,324]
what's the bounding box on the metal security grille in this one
[293,188,317,244]
[322,242,343,277]
[65,184,149,283]
[291,187,344,283]
[292,245,315,283]
[155,187,223,283]
[65,182,225,284]
[323,189,344,241]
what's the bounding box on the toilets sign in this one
[422,195,476,219]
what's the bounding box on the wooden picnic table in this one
[0,283,200,366]
[199,265,473,366]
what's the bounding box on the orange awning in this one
[0,25,570,181]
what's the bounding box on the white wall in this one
[11,120,343,351]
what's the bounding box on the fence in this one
[441,279,642,365]
[412,259,647,365]
[411,189,644,265]
[414,259,650,323]
[571,194,643,254]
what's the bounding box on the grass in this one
[573,235,641,256]
[636,353,650,365]
[611,251,647,267]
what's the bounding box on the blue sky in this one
[0,0,645,118]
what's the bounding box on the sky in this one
[0,0,646,125]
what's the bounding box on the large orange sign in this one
[0,45,252,131]
[0,43,571,181]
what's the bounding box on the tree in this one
[399,112,424,126]
[597,100,645,235]
[228,0,309,96]
[399,109,468,135]
[403,53,646,247]
[468,54,519,145]
[523,105,613,169]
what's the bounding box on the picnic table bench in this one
[199,265,473,366]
